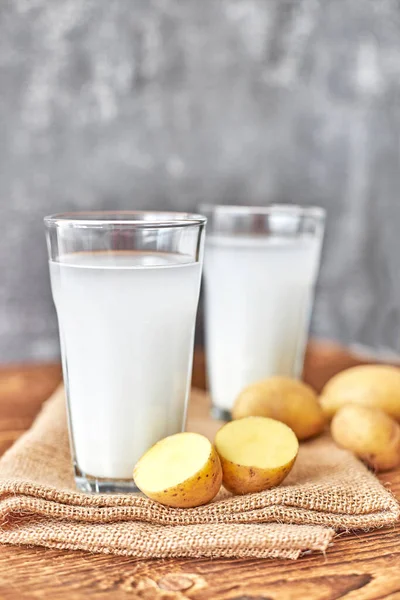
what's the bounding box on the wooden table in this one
[0,343,399,600]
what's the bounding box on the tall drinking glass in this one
[201,205,325,420]
[45,211,206,493]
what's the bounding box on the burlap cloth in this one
[0,387,398,560]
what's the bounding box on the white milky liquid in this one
[204,235,322,411]
[50,252,201,479]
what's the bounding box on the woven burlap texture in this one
[0,388,398,560]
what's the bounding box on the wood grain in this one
[0,344,399,600]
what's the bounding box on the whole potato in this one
[320,365,400,421]
[232,376,325,440]
[331,404,400,472]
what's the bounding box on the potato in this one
[232,376,325,440]
[133,432,222,508]
[320,365,400,421]
[331,404,400,472]
[214,416,299,495]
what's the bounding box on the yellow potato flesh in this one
[215,417,299,494]
[232,376,325,440]
[133,432,222,508]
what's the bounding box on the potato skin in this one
[134,445,222,508]
[331,404,400,472]
[320,365,400,421]
[218,454,297,495]
[232,376,325,440]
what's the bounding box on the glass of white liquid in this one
[45,211,206,493]
[201,205,325,420]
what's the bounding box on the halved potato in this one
[133,432,222,508]
[232,376,325,440]
[214,417,299,495]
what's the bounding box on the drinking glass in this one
[45,211,206,493]
[201,204,325,420]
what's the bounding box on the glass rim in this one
[198,203,325,220]
[44,210,207,229]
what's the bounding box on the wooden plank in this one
[0,346,399,600]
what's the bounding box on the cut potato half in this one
[215,416,299,494]
[133,432,222,508]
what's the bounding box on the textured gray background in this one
[1,0,400,362]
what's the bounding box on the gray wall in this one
[1,0,400,362]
